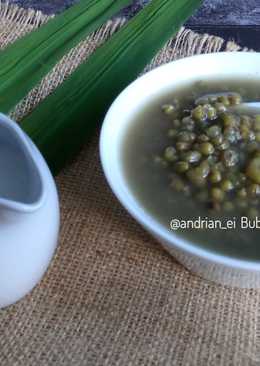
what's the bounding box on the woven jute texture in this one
[0,2,259,366]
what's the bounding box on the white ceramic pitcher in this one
[0,113,60,308]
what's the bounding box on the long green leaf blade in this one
[21,0,202,174]
[0,0,130,113]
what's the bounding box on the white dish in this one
[100,52,260,288]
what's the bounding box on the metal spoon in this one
[231,103,260,115]
[196,92,260,114]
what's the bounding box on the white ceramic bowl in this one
[100,52,260,288]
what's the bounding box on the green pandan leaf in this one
[21,0,202,174]
[0,0,130,113]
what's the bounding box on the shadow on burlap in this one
[0,2,259,365]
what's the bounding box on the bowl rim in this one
[100,52,260,271]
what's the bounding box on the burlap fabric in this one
[0,2,259,366]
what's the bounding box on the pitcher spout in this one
[0,113,45,214]
[0,113,59,309]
